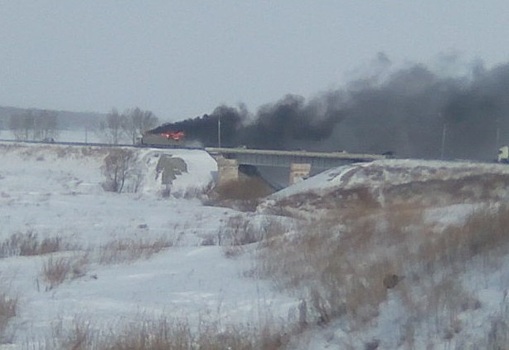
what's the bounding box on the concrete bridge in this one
[205,147,387,186]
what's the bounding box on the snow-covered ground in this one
[0,129,103,144]
[0,141,298,348]
[260,158,509,349]
[3,140,509,349]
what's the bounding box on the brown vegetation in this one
[0,231,66,257]
[215,177,273,200]
[266,163,509,219]
[41,254,88,290]
[255,200,509,342]
[101,148,140,193]
[46,315,290,350]
[0,290,17,343]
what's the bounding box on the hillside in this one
[2,142,509,348]
[262,159,509,218]
[258,159,509,349]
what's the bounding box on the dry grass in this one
[221,215,260,246]
[172,185,210,200]
[0,290,17,344]
[482,313,509,349]
[45,315,290,350]
[220,215,288,258]
[206,177,275,212]
[46,316,95,350]
[408,205,509,281]
[42,257,70,289]
[215,177,274,201]
[41,254,88,290]
[256,200,509,335]
[98,236,173,264]
[0,231,65,257]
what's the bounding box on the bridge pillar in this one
[289,163,311,185]
[215,156,239,185]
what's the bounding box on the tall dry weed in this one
[256,198,509,332]
[45,315,290,350]
[214,177,273,201]
[413,205,509,277]
[41,254,88,290]
[0,231,64,257]
[220,215,290,259]
[0,290,17,343]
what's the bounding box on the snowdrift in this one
[0,142,217,197]
[261,159,509,218]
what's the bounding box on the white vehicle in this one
[498,146,509,163]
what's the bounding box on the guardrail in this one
[205,147,387,162]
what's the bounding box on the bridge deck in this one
[205,147,387,168]
[205,147,386,160]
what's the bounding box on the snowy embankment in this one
[262,158,509,219]
[0,142,297,348]
[5,141,509,349]
[258,158,509,349]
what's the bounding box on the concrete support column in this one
[216,156,239,185]
[289,163,311,185]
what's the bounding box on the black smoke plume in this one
[154,57,509,161]
[152,105,247,148]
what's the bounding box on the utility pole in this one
[440,122,447,160]
[217,115,221,148]
[496,117,500,148]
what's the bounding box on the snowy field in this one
[3,139,509,349]
[0,141,298,348]
[0,129,103,144]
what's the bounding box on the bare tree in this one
[122,107,159,144]
[101,148,139,193]
[34,110,59,140]
[9,110,59,141]
[98,109,126,145]
[22,111,35,140]
[8,115,24,140]
[9,110,35,140]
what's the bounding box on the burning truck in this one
[139,130,186,147]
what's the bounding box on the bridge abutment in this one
[215,156,239,185]
[289,163,311,185]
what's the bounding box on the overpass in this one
[205,147,387,185]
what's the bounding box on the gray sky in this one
[1,1,508,121]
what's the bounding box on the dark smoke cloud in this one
[154,56,509,161]
[237,94,345,149]
[152,105,248,148]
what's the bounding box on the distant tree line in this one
[9,110,59,141]
[98,107,159,145]
[6,106,159,145]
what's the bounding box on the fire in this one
[160,131,185,141]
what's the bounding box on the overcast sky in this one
[1,1,508,121]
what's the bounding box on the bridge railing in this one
[204,147,387,162]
